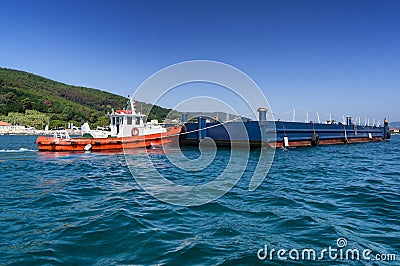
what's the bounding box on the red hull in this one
[36,126,182,152]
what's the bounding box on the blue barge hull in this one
[180,118,391,148]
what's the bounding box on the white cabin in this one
[108,99,167,138]
[80,98,167,138]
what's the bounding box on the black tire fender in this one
[311,133,319,146]
[179,125,187,140]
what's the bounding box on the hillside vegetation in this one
[0,68,180,129]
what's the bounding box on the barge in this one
[179,108,391,148]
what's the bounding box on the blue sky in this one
[1,0,399,121]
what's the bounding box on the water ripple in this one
[0,135,399,265]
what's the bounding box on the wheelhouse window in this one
[112,117,116,126]
[136,117,141,125]
[127,117,132,125]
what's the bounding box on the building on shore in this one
[0,121,31,134]
[0,121,12,133]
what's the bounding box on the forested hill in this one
[0,68,179,129]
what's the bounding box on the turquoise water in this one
[0,135,399,265]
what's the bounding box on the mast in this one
[127,96,137,115]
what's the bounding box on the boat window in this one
[120,117,123,125]
[112,117,115,126]
[127,117,132,125]
[136,117,141,125]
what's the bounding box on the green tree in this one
[96,115,110,127]
[49,119,65,129]
[5,92,17,102]
[0,103,7,115]
[21,97,32,111]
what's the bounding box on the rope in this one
[165,111,256,138]
[270,110,293,120]
[282,121,286,137]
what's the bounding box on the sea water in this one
[0,135,399,265]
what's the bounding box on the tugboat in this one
[36,99,181,152]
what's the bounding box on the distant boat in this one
[36,98,181,152]
[390,128,399,135]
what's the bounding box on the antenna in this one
[292,109,296,122]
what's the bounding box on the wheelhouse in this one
[108,100,146,137]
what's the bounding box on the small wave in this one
[0,148,37,152]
